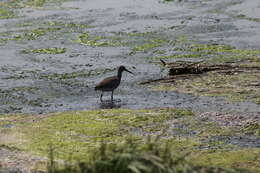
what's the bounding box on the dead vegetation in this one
[141,59,260,85]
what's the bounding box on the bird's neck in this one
[117,71,123,80]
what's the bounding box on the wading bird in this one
[95,66,133,102]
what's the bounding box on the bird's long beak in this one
[125,69,133,74]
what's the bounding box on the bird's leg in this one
[100,92,103,102]
[111,91,113,101]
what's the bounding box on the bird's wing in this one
[95,76,119,90]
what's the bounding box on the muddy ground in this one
[0,0,260,172]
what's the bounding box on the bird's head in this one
[118,66,133,74]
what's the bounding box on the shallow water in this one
[0,0,260,115]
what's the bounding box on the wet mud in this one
[0,0,259,116]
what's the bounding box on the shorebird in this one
[95,66,133,102]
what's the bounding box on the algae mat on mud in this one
[0,108,259,172]
[150,48,260,105]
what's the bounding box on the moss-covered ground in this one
[0,108,259,172]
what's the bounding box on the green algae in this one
[1,18,92,44]
[74,33,124,47]
[149,40,260,63]
[190,43,260,63]
[0,8,15,19]
[39,68,115,81]
[0,19,93,45]
[0,27,61,43]
[21,47,66,54]
[26,0,47,7]
[130,39,169,55]
[1,0,69,8]
[0,0,22,9]
[153,49,166,55]
[107,31,171,55]
[0,67,114,84]
[19,27,61,40]
[0,0,20,19]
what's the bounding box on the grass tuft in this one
[46,138,247,173]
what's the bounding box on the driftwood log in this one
[140,59,260,85]
[160,59,260,76]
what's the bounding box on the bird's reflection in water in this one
[99,99,123,109]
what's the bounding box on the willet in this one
[95,66,133,102]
